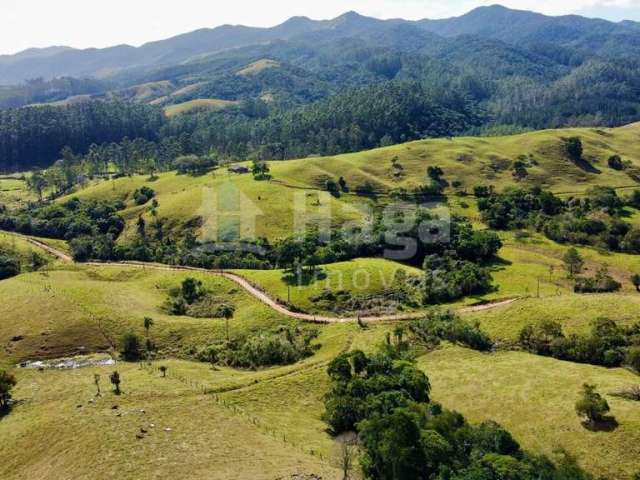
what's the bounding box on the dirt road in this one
[24,235,518,324]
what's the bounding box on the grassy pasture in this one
[420,346,640,479]
[0,176,35,208]
[271,123,640,195]
[0,363,339,480]
[63,170,367,241]
[0,265,299,367]
[61,123,640,244]
[236,59,280,76]
[235,258,423,314]
[164,98,239,117]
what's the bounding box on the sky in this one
[2,0,640,55]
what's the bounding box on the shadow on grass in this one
[581,416,618,432]
[573,157,601,174]
[282,268,327,287]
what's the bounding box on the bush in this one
[0,370,17,411]
[423,255,493,304]
[121,333,143,361]
[519,318,637,368]
[0,254,20,280]
[133,186,155,205]
[198,326,319,368]
[174,155,217,174]
[565,137,583,162]
[626,347,640,372]
[408,310,493,351]
[575,383,610,425]
[574,268,621,293]
[608,155,624,170]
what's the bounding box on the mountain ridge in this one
[2,5,639,85]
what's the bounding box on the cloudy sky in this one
[2,0,639,55]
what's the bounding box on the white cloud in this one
[1,0,639,55]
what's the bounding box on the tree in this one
[27,171,48,202]
[575,383,610,426]
[0,370,17,412]
[626,347,640,372]
[0,254,20,280]
[121,333,142,361]
[143,317,155,361]
[136,215,146,238]
[159,366,168,378]
[326,179,340,197]
[110,371,121,395]
[251,159,270,180]
[181,277,204,304]
[219,304,236,341]
[94,374,102,397]
[563,248,584,278]
[565,137,583,162]
[608,155,624,170]
[332,432,358,480]
[143,317,154,335]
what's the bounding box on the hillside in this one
[56,122,640,243]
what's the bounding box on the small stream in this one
[18,354,115,370]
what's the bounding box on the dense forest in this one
[0,81,480,171]
[0,102,163,171]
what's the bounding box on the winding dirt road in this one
[23,235,518,324]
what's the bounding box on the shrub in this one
[575,384,610,425]
[198,326,319,368]
[565,137,583,162]
[121,333,143,361]
[408,310,493,351]
[0,254,20,280]
[574,268,621,293]
[0,370,17,411]
[519,318,637,368]
[423,255,493,304]
[626,346,640,372]
[133,186,155,205]
[608,155,624,170]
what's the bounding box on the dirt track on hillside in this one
[24,236,519,324]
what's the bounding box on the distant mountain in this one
[419,5,640,54]
[0,46,73,66]
[2,6,639,86]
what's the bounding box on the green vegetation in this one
[519,318,640,369]
[325,346,593,480]
[419,347,640,479]
[0,369,16,413]
[197,325,320,369]
[575,384,611,427]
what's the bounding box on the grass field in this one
[0,176,35,208]
[420,346,640,480]
[164,99,239,117]
[271,122,640,195]
[236,59,280,76]
[0,362,340,480]
[0,265,301,367]
[236,258,423,314]
[62,170,367,241]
